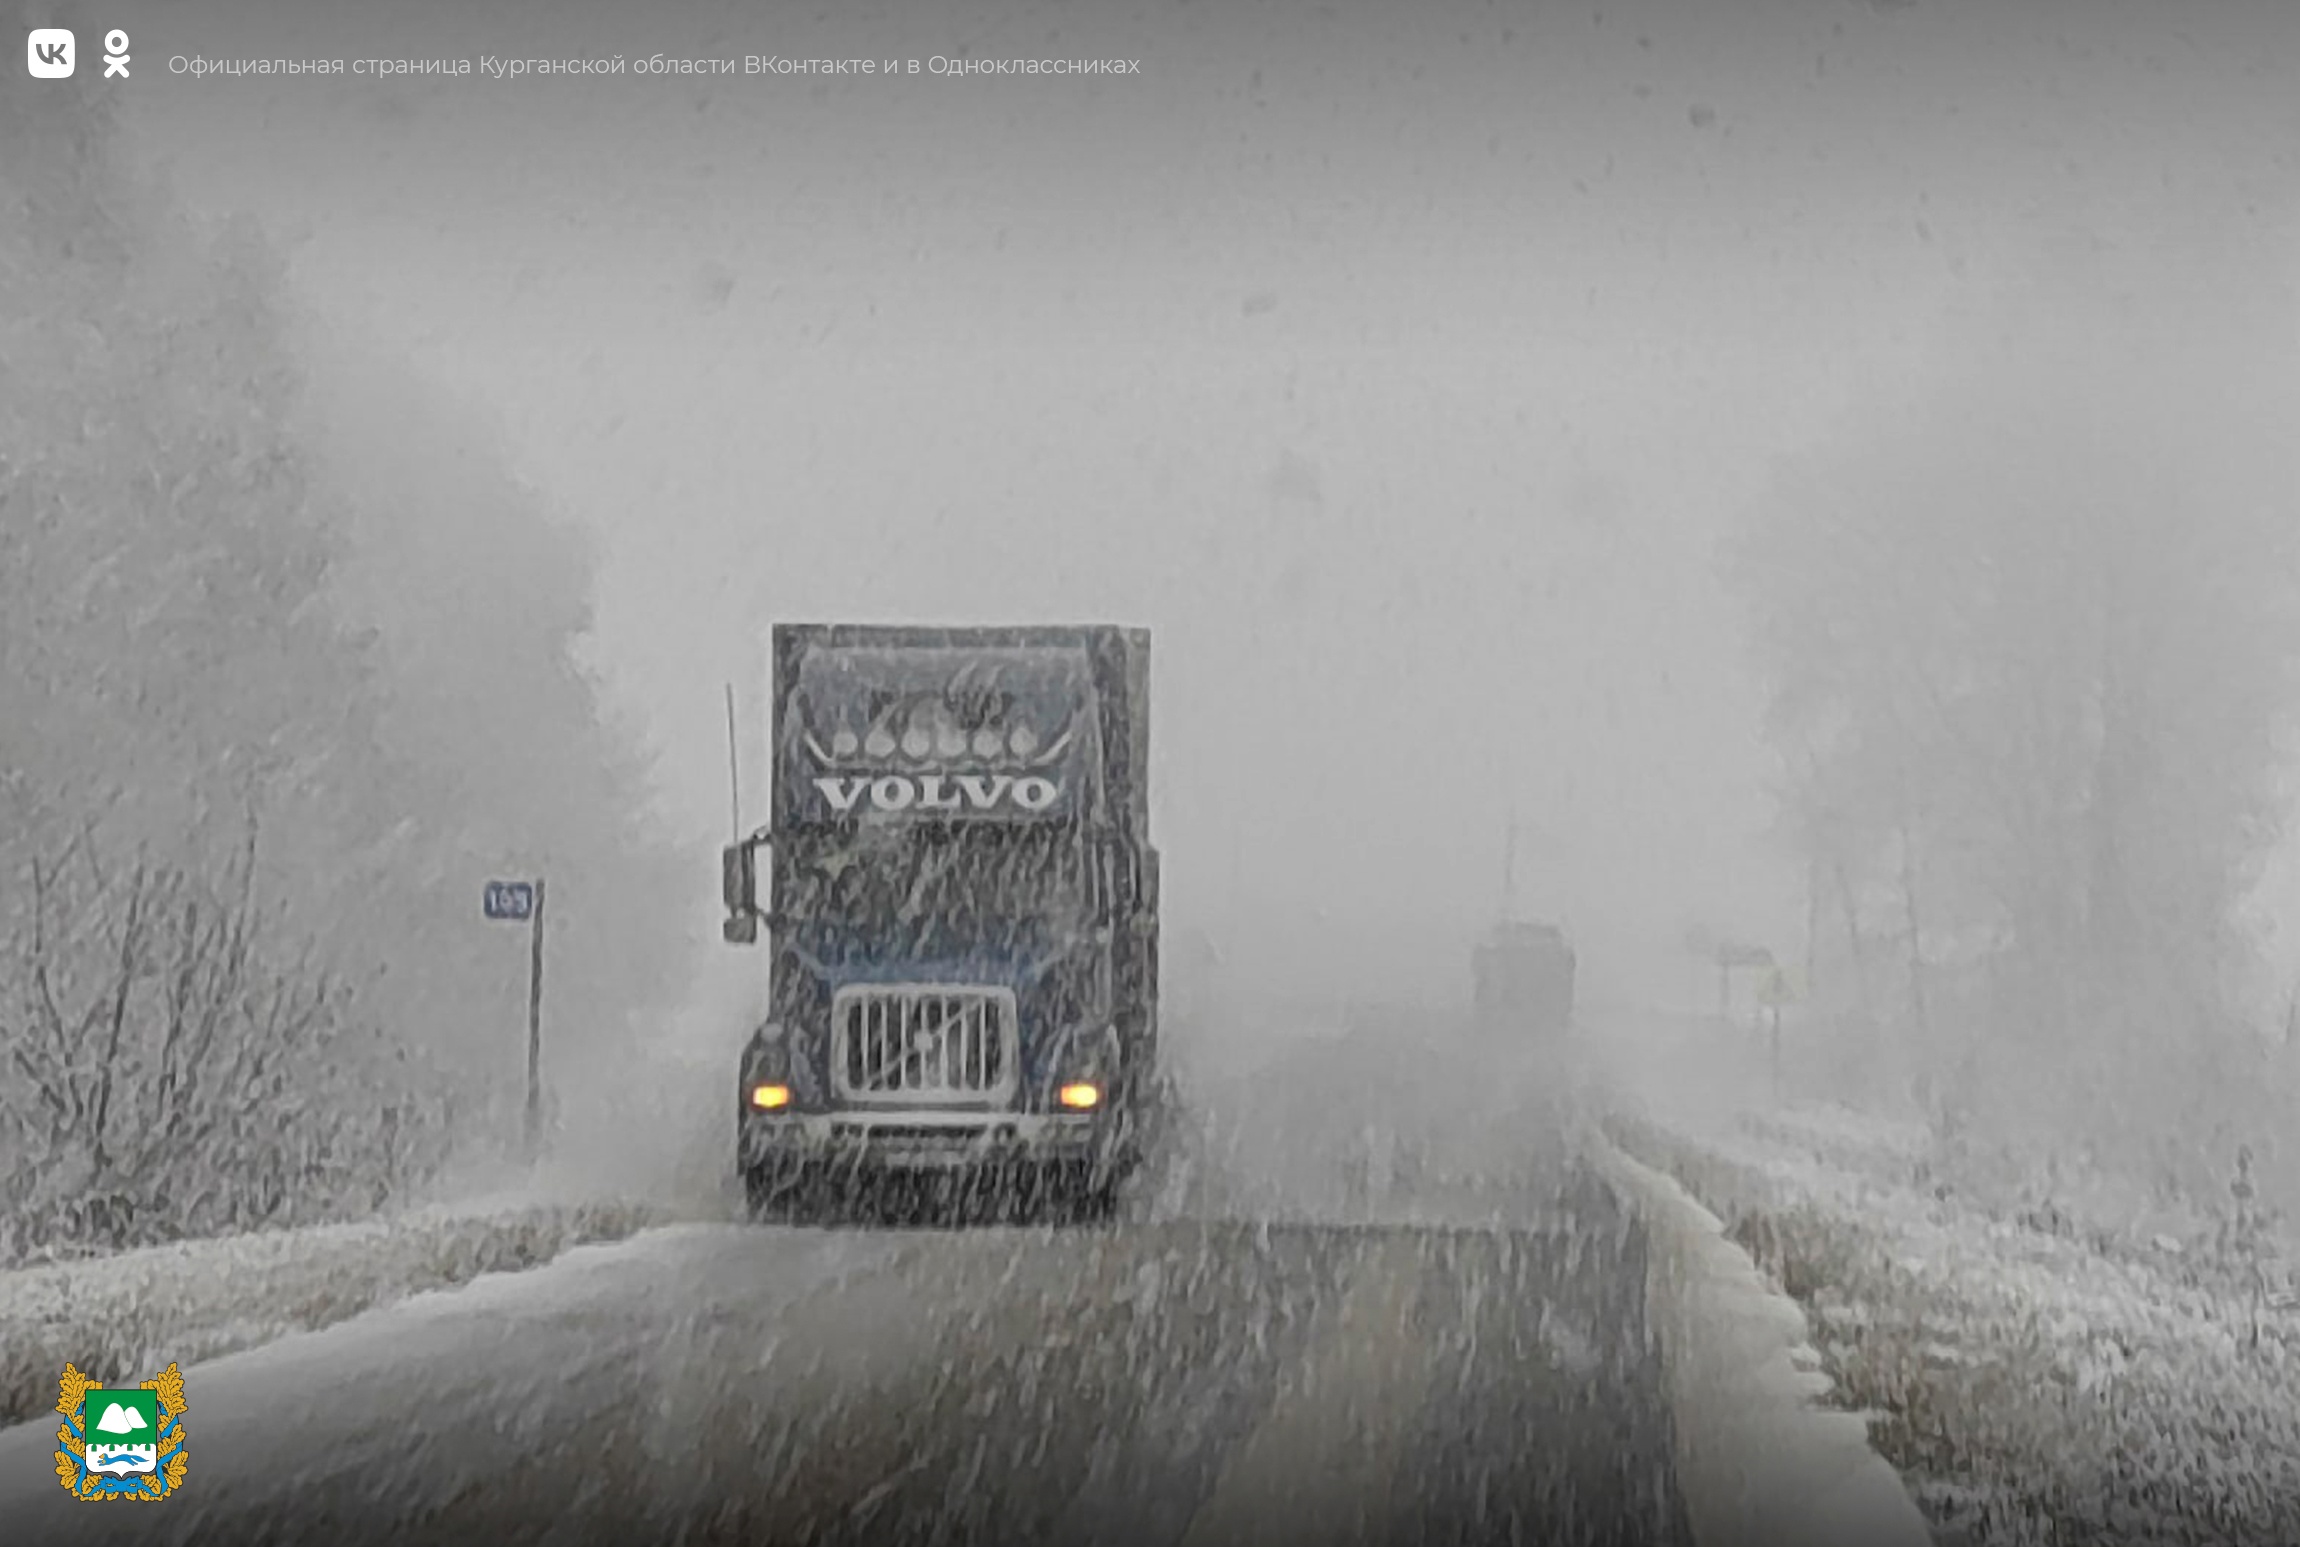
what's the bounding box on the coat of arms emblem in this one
[53,1362,187,1501]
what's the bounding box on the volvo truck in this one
[1473,920,1577,1036]
[722,624,1160,1220]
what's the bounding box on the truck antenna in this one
[724,682,741,844]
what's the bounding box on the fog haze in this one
[31,0,2300,1011]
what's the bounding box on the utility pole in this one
[1805,848,1822,1007]
[1502,808,1519,922]
[1769,998,1783,1106]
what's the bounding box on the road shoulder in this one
[1592,1133,1934,1547]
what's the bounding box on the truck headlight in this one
[743,1026,793,1113]
[1046,1021,1119,1112]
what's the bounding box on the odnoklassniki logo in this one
[803,690,1077,815]
[54,1362,187,1501]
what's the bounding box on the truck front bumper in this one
[739,1108,1109,1175]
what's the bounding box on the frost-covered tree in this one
[1730,205,2300,1168]
[0,72,689,1258]
[292,351,694,1104]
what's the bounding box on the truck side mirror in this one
[722,836,768,945]
[722,841,754,915]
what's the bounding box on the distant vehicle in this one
[720,624,1160,1221]
[1472,919,1576,1036]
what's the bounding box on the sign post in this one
[1757,965,1799,1106]
[483,879,546,1159]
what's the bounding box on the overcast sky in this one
[53,0,2300,999]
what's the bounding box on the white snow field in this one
[1611,1073,2300,1546]
[0,1197,672,1429]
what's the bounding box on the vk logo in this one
[27,27,74,77]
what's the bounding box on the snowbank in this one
[1592,1134,1932,1547]
[1619,1106,2300,1546]
[0,1198,673,1427]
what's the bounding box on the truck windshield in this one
[778,823,1093,947]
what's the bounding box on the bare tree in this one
[0,826,462,1260]
[1726,209,2300,1182]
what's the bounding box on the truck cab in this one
[722,625,1159,1221]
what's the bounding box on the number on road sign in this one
[484,881,535,921]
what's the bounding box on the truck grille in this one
[831,985,1018,1105]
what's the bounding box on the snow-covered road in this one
[0,1014,1924,1547]
[0,1215,1675,1546]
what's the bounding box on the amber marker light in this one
[749,1084,792,1111]
[1057,1082,1101,1110]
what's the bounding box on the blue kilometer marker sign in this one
[484,878,549,1156]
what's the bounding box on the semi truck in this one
[1472,919,1577,1036]
[721,624,1161,1220]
